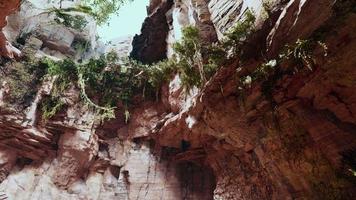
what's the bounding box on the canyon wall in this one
[0,0,21,59]
[0,0,356,199]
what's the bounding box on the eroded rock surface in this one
[130,0,174,64]
[0,0,21,59]
[1,0,356,199]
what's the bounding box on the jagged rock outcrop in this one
[130,0,174,64]
[0,0,356,199]
[0,0,21,59]
[266,0,334,56]
[4,0,99,60]
[130,0,356,198]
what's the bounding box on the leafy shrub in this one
[279,39,317,71]
[71,37,91,59]
[2,62,34,105]
[80,0,133,25]
[169,10,256,90]
[41,96,65,120]
[44,58,77,96]
[204,43,227,68]
[173,26,205,89]
[222,9,256,57]
[238,39,327,102]
[16,8,256,121]
[49,1,134,25]
[0,53,48,109]
[173,26,225,89]
[147,59,177,99]
[50,7,89,31]
[42,51,172,122]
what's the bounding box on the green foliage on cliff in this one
[41,50,181,121]
[72,37,91,58]
[81,0,133,25]
[78,53,145,121]
[41,96,65,120]
[147,59,177,98]
[1,62,34,105]
[40,51,174,122]
[222,9,256,57]
[49,0,133,28]
[46,6,92,30]
[9,7,257,120]
[45,58,77,95]
[169,9,256,90]
[39,58,76,120]
[52,8,89,31]
[173,26,206,89]
[0,54,48,109]
[279,39,324,70]
[238,39,327,102]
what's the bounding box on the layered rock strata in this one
[0,0,355,199]
[0,0,21,59]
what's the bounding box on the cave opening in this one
[176,161,216,200]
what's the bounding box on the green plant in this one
[44,58,78,95]
[81,0,133,25]
[41,51,172,123]
[173,26,206,89]
[238,39,327,103]
[55,1,133,25]
[11,13,255,122]
[2,62,34,105]
[38,58,76,120]
[43,54,117,122]
[222,9,256,57]
[50,7,89,31]
[0,52,48,109]
[41,96,65,120]
[251,60,277,82]
[72,37,91,57]
[173,26,224,89]
[147,59,177,99]
[204,43,227,67]
[279,39,316,71]
[78,72,116,121]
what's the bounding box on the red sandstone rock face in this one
[267,0,334,57]
[0,0,21,59]
[0,0,356,199]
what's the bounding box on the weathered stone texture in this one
[1,0,356,199]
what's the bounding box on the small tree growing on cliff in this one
[51,0,133,27]
[81,0,133,25]
[222,9,256,57]
[173,26,206,89]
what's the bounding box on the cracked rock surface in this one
[0,0,356,199]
